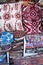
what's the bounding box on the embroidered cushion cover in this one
[22,3,42,34]
[0,2,24,32]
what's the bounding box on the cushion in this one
[0,2,24,32]
[22,3,42,35]
[0,32,13,45]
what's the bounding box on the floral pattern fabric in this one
[0,2,24,32]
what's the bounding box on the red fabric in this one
[22,3,42,35]
[14,55,43,65]
[38,58,43,64]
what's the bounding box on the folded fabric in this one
[25,34,43,48]
[14,55,43,65]
[13,30,25,38]
[0,54,6,64]
[1,44,11,50]
[22,3,42,34]
[0,32,13,45]
[0,2,24,32]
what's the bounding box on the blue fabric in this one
[0,54,6,64]
[0,32,14,45]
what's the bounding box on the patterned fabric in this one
[41,10,43,17]
[13,30,25,38]
[41,5,43,30]
[22,3,42,34]
[1,44,11,50]
[0,54,6,64]
[25,34,43,48]
[0,32,13,45]
[0,2,24,32]
[14,55,43,65]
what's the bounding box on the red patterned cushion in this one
[22,3,42,34]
